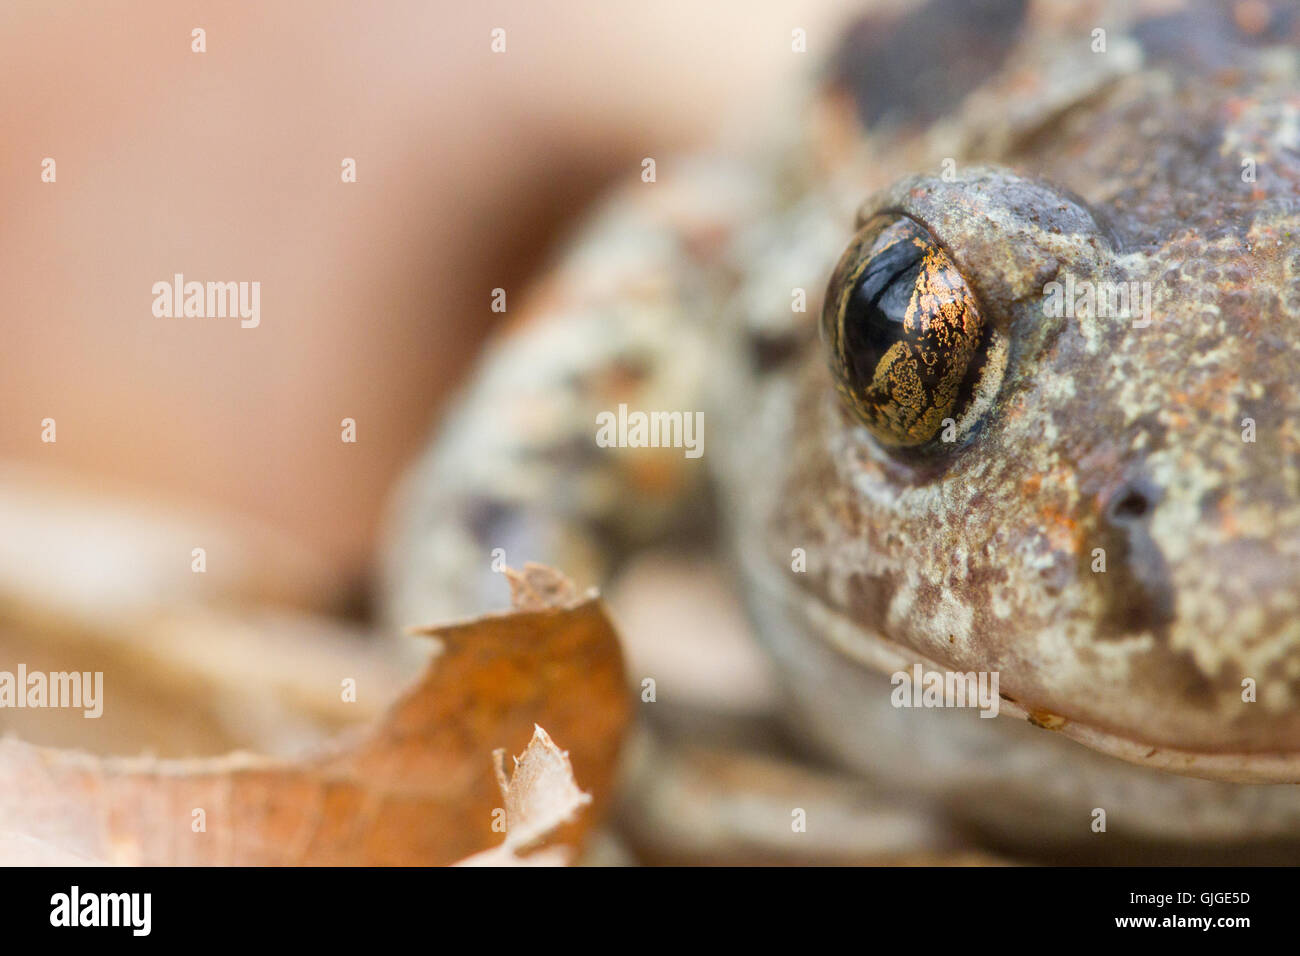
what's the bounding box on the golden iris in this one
[822,216,985,448]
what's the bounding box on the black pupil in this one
[841,230,925,387]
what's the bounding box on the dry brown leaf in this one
[456,844,573,867]
[0,565,629,865]
[454,725,592,866]
[491,724,592,851]
[504,564,583,612]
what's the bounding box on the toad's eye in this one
[822,215,993,450]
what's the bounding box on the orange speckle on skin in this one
[1027,709,1067,731]
[1026,466,1079,554]
[1042,507,1079,554]
[1169,369,1241,419]
[1216,490,1241,537]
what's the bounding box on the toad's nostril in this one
[1111,490,1150,519]
[1094,476,1174,640]
[1108,479,1160,522]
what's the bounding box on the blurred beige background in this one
[0,0,855,587]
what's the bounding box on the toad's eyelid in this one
[855,198,904,230]
[853,168,1117,328]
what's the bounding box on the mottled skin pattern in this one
[386,0,1300,855]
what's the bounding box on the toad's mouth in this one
[750,547,1300,785]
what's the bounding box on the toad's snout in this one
[1088,451,1300,758]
